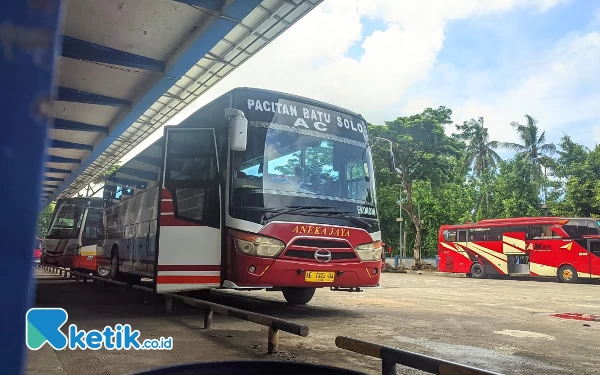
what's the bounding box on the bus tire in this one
[557,265,578,283]
[470,263,485,279]
[282,287,316,305]
[110,252,121,281]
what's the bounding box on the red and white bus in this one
[96,87,385,304]
[438,217,600,283]
[42,197,103,274]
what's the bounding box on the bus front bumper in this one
[230,255,382,288]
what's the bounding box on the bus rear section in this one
[43,197,103,274]
[438,217,600,282]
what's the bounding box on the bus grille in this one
[282,238,357,262]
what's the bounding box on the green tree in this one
[412,176,475,257]
[79,164,120,197]
[370,106,463,262]
[552,136,600,216]
[454,117,502,177]
[453,117,501,220]
[37,202,55,238]
[502,114,556,182]
[491,155,541,218]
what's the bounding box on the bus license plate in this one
[305,271,335,283]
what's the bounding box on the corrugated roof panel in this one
[62,0,210,61]
[57,57,159,100]
[46,102,123,127]
[43,0,323,203]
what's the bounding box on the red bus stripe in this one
[160,215,198,226]
[158,265,220,271]
[160,201,173,212]
[157,275,220,284]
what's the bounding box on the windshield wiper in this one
[263,206,373,229]
[321,210,373,228]
[262,205,335,222]
[231,205,279,213]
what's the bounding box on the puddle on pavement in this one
[393,335,563,373]
[493,330,555,340]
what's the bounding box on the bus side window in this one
[471,230,487,241]
[589,241,600,256]
[530,225,542,239]
[489,226,505,240]
[529,224,553,239]
[563,219,588,238]
[458,230,467,242]
[82,209,102,245]
[444,230,457,242]
[586,220,599,235]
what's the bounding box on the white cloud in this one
[121,0,576,163]
[447,31,600,144]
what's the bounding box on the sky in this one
[121,0,600,164]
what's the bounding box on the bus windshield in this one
[46,202,86,239]
[231,122,376,220]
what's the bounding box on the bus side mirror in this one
[225,108,247,152]
[387,150,396,172]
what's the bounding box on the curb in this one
[403,270,467,278]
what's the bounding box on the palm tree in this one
[455,117,502,176]
[502,114,556,180]
[455,117,502,220]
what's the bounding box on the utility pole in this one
[397,188,403,261]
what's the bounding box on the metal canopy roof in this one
[42,0,321,204]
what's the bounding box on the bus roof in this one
[440,217,573,229]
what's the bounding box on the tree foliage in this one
[370,106,463,262]
[37,202,55,238]
[369,109,589,263]
[79,164,121,197]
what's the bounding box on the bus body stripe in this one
[158,265,220,271]
[157,275,221,284]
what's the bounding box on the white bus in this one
[97,87,385,304]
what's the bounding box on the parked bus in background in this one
[42,197,103,274]
[96,87,387,304]
[33,237,42,265]
[438,217,600,283]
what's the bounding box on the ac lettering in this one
[293,118,328,132]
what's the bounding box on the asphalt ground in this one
[26,269,600,374]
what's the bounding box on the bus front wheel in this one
[557,265,578,283]
[470,263,486,279]
[282,287,316,305]
[110,253,121,281]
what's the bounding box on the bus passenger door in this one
[79,208,102,273]
[157,127,222,293]
[503,232,529,275]
[587,239,600,278]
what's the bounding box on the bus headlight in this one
[230,230,285,258]
[355,241,382,261]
